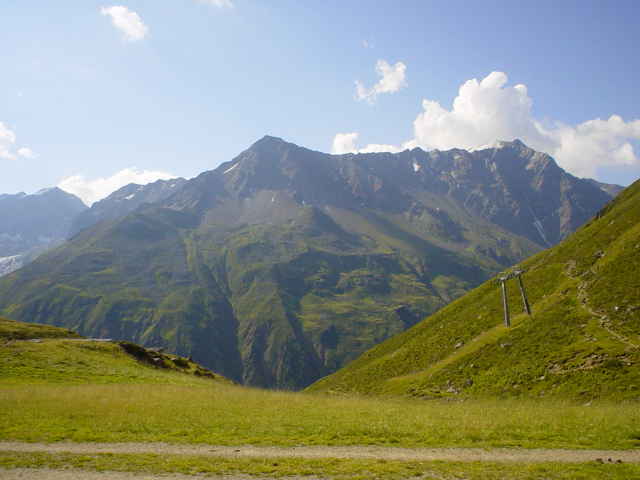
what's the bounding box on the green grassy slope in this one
[0,316,82,340]
[0,317,233,385]
[307,180,640,401]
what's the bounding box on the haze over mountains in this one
[0,188,87,276]
[0,137,620,389]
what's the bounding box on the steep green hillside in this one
[308,180,640,401]
[0,317,232,385]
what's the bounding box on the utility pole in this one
[512,265,531,315]
[493,265,532,327]
[499,273,510,327]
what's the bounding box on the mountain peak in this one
[250,135,290,151]
[33,186,87,206]
[467,139,528,152]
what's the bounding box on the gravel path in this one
[1,441,637,479]
[0,469,234,480]
[0,469,313,480]
[1,441,638,463]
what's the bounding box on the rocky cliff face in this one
[0,137,616,389]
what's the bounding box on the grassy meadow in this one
[2,317,640,478]
[1,317,638,450]
[2,381,640,449]
[2,382,640,479]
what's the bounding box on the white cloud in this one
[101,6,150,42]
[331,132,358,154]
[58,167,176,206]
[331,132,410,155]
[199,0,233,8]
[0,122,17,159]
[334,71,640,183]
[360,38,374,49]
[551,116,640,178]
[18,148,38,159]
[413,71,555,153]
[355,59,407,105]
[412,71,640,179]
[0,123,39,160]
[358,143,403,154]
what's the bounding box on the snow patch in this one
[412,158,421,172]
[223,163,239,174]
[125,194,135,200]
[532,219,551,246]
[0,255,23,276]
[525,197,552,247]
[468,139,506,152]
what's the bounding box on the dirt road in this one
[1,440,638,462]
[1,441,637,479]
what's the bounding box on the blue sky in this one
[2,1,639,204]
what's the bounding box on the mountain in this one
[68,177,187,238]
[307,180,640,401]
[0,137,616,389]
[584,178,625,197]
[0,187,87,276]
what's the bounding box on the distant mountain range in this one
[0,187,87,276]
[0,137,621,389]
[68,178,187,238]
[308,177,640,401]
